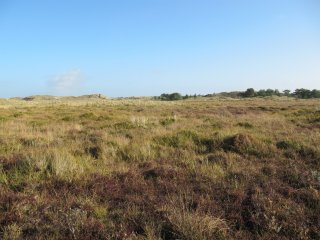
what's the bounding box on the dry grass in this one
[0,97,319,239]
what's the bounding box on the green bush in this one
[160,93,183,101]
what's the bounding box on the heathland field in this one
[0,96,319,239]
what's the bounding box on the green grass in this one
[0,97,319,239]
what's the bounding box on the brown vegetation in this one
[0,97,319,239]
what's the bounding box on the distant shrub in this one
[216,91,242,98]
[160,93,183,101]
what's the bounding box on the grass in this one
[0,96,319,239]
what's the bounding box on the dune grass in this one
[0,97,319,239]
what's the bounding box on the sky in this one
[0,0,319,97]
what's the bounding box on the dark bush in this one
[160,93,183,101]
[276,140,300,150]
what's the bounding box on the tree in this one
[311,89,320,98]
[256,89,266,97]
[183,94,189,99]
[265,89,274,96]
[242,88,255,97]
[293,89,311,99]
[274,89,281,96]
[170,93,183,100]
[283,90,291,96]
[160,93,183,101]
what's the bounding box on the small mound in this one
[206,151,228,164]
[223,133,276,158]
[140,162,178,180]
[223,133,256,153]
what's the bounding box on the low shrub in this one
[223,133,274,157]
[276,140,300,150]
[236,122,254,129]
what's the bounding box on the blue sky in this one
[0,0,319,97]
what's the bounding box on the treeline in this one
[241,88,320,99]
[156,93,200,101]
[157,88,320,101]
